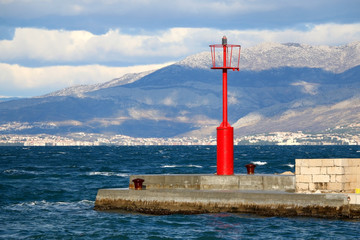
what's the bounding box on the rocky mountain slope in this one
[0,42,359,138]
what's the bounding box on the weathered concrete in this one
[129,174,295,192]
[95,188,360,219]
[94,174,360,218]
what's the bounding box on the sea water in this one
[1,145,360,239]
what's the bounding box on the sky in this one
[0,0,359,97]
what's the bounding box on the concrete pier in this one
[129,174,295,191]
[95,174,360,219]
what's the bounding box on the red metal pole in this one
[222,69,227,125]
[216,37,234,175]
[222,44,228,126]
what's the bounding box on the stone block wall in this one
[295,158,360,193]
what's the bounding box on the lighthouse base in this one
[217,126,234,175]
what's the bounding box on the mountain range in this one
[1,41,360,138]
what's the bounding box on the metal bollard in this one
[245,164,256,174]
[132,178,145,190]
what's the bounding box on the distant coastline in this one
[0,131,358,146]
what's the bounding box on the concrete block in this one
[345,167,360,174]
[200,175,238,190]
[301,166,321,175]
[348,159,360,167]
[327,182,344,191]
[330,175,336,182]
[327,167,345,175]
[296,159,308,167]
[295,166,301,175]
[238,175,263,190]
[320,167,327,174]
[350,182,359,190]
[335,175,345,183]
[296,174,312,183]
[334,159,349,167]
[344,183,355,192]
[263,175,295,191]
[296,183,309,192]
[313,175,330,182]
[165,175,201,189]
[308,183,316,191]
[321,159,334,167]
[344,175,357,183]
[307,159,322,167]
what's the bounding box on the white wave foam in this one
[251,161,267,166]
[5,200,95,211]
[87,172,129,177]
[161,165,203,168]
[161,165,176,168]
[285,164,295,168]
[3,169,39,175]
[188,165,203,168]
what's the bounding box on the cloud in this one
[162,91,178,106]
[228,91,239,105]
[0,1,312,18]
[0,27,193,64]
[1,23,359,65]
[0,62,173,97]
[128,108,169,121]
[233,113,263,128]
[1,23,360,96]
[292,81,319,95]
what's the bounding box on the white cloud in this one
[1,23,359,64]
[0,0,298,18]
[233,113,263,128]
[1,23,360,96]
[228,91,239,105]
[292,81,319,95]
[128,108,169,121]
[0,62,173,96]
[162,96,177,106]
[0,27,193,63]
[162,91,178,106]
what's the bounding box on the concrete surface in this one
[94,174,360,219]
[129,174,295,192]
[95,188,360,218]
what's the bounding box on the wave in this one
[4,199,94,211]
[251,161,267,166]
[3,169,40,175]
[284,163,295,168]
[87,172,129,177]
[161,165,203,168]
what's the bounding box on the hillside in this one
[0,42,359,138]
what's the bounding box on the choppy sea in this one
[1,145,360,239]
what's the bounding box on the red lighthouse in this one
[210,36,241,175]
